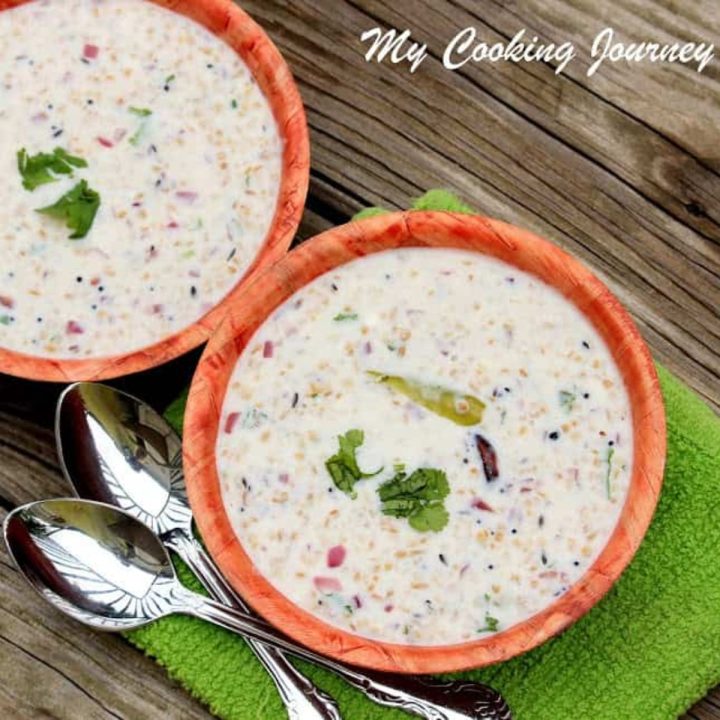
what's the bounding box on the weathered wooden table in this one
[1,1,718,718]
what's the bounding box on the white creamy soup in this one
[0,0,282,357]
[217,248,633,645]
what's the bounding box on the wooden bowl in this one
[184,211,666,673]
[0,0,309,382]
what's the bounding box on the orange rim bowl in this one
[184,211,666,674]
[0,0,309,382]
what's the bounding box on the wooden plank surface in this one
[0,0,718,718]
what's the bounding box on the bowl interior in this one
[0,0,309,382]
[184,211,666,673]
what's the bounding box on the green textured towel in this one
[129,191,720,720]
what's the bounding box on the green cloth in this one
[129,191,720,720]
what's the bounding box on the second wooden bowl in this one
[184,211,666,673]
[0,0,309,382]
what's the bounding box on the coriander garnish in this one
[377,467,450,533]
[36,180,100,239]
[559,389,576,412]
[17,147,87,191]
[477,614,499,633]
[129,127,143,146]
[128,107,153,146]
[333,312,358,321]
[325,429,382,498]
[605,445,615,500]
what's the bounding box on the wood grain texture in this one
[0,412,209,720]
[242,0,720,412]
[184,211,666,674]
[0,0,718,716]
[0,0,309,382]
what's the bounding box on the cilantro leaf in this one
[477,614,500,633]
[378,467,449,503]
[605,446,615,500]
[36,180,100,239]
[409,504,449,532]
[128,107,153,146]
[17,147,87,191]
[333,312,358,321]
[325,429,381,498]
[377,467,450,532]
[128,127,144,146]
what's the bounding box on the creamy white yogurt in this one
[217,248,633,646]
[0,0,282,357]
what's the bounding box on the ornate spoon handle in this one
[331,670,512,720]
[180,588,513,720]
[165,531,342,720]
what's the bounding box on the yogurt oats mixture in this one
[217,248,633,645]
[0,0,281,357]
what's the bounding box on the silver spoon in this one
[55,382,340,720]
[56,383,512,720]
[5,498,512,720]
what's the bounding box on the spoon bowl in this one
[4,498,177,631]
[56,382,191,537]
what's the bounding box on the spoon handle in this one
[180,589,512,720]
[165,531,342,720]
[164,530,248,606]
